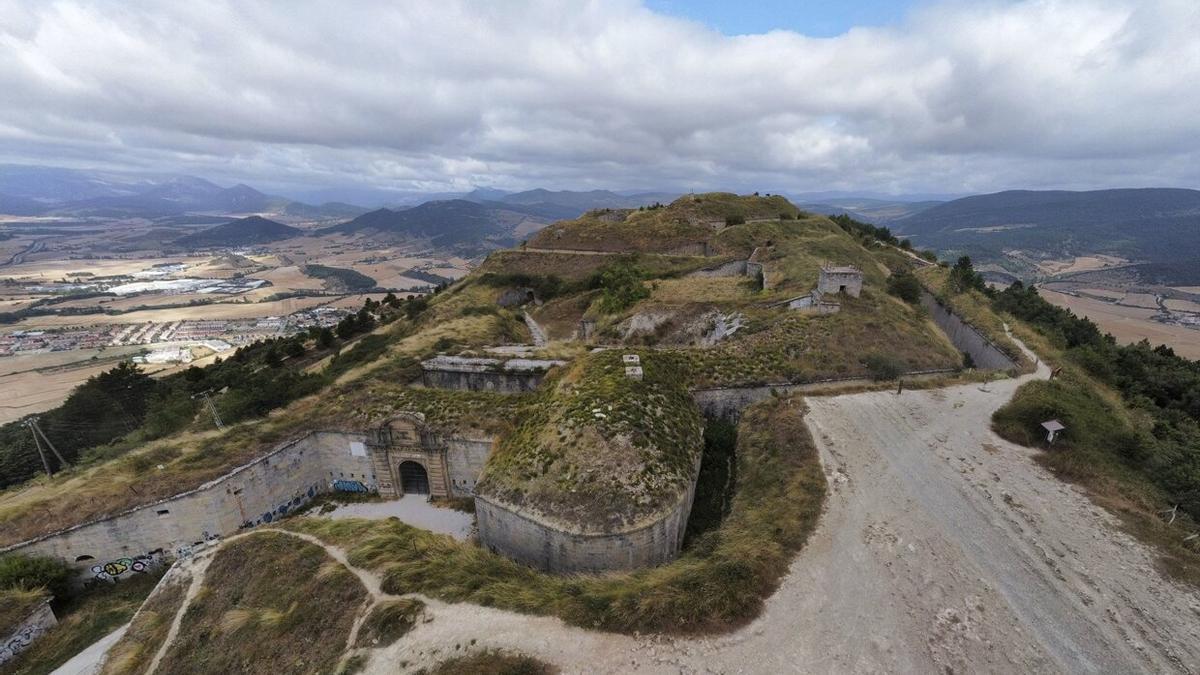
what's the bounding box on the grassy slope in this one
[993,325,1200,585]
[99,575,189,675]
[154,532,366,675]
[476,350,704,533]
[528,193,798,253]
[283,396,825,634]
[917,266,1030,368]
[0,589,47,638]
[1,574,162,675]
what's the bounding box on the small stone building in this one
[817,265,863,297]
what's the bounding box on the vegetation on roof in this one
[475,350,704,533]
[283,395,825,634]
[528,192,798,253]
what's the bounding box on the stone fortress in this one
[0,251,1020,584]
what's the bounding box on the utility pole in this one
[26,419,52,477]
[194,390,224,430]
[30,417,69,468]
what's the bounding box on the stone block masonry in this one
[919,290,1020,371]
[1,431,375,584]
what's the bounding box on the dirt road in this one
[385,338,1200,673]
[100,334,1200,674]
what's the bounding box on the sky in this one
[1,0,1199,202]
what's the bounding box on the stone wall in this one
[1,431,374,582]
[421,367,549,393]
[443,437,494,497]
[475,456,700,574]
[0,601,55,666]
[919,290,1020,371]
[692,369,958,419]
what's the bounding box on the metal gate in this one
[398,460,429,495]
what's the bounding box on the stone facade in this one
[475,454,701,574]
[817,265,863,297]
[366,412,494,499]
[421,355,565,393]
[1,431,374,582]
[0,600,55,666]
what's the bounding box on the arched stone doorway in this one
[398,460,430,495]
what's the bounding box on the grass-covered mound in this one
[528,193,798,253]
[424,649,557,675]
[354,599,424,648]
[282,396,825,634]
[475,350,703,533]
[675,290,961,387]
[153,532,366,675]
[100,575,189,675]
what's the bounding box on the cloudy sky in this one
[1,0,1198,201]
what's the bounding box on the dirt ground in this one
[1041,288,1200,359]
[377,337,1200,673]
[84,334,1200,674]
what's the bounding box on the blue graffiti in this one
[333,479,368,493]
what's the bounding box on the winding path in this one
[108,331,1200,674]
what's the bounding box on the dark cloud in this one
[0,0,1197,197]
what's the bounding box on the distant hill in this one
[0,165,367,221]
[319,199,547,251]
[174,215,302,248]
[797,198,942,224]
[892,188,1200,279]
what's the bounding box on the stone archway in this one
[398,460,430,495]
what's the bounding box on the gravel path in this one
[383,335,1200,673]
[100,332,1200,674]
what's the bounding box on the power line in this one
[30,417,69,470]
[193,390,224,430]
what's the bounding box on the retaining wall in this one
[0,601,56,666]
[476,457,701,573]
[1,431,373,583]
[443,436,494,497]
[919,290,1020,371]
[422,368,548,393]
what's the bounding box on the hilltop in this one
[172,215,302,248]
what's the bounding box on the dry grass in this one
[153,532,366,675]
[283,396,826,635]
[354,599,424,648]
[422,650,558,675]
[99,574,190,675]
[2,572,163,675]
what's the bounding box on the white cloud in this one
[0,0,1197,197]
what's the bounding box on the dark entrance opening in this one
[399,460,430,495]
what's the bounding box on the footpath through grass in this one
[283,396,826,634]
[0,572,162,675]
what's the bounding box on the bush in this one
[886,272,922,304]
[864,353,904,381]
[724,215,746,226]
[0,554,73,599]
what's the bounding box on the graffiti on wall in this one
[89,552,162,583]
[0,621,46,665]
[332,479,368,493]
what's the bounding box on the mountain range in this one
[890,188,1200,281]
[173,216,302,249]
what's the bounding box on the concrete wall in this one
[919,291,1020,371]
[444,437,494,497]
[422,368,548,393]
[687,259,748,278]
[1,431,373,582]
[0,601,56,666]
[476,457,700,574]
[692,369,958,419]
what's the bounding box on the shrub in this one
[886,272,922,304]
[724,215,746,226]
[0,554,73,599]
[864,353,904,381]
